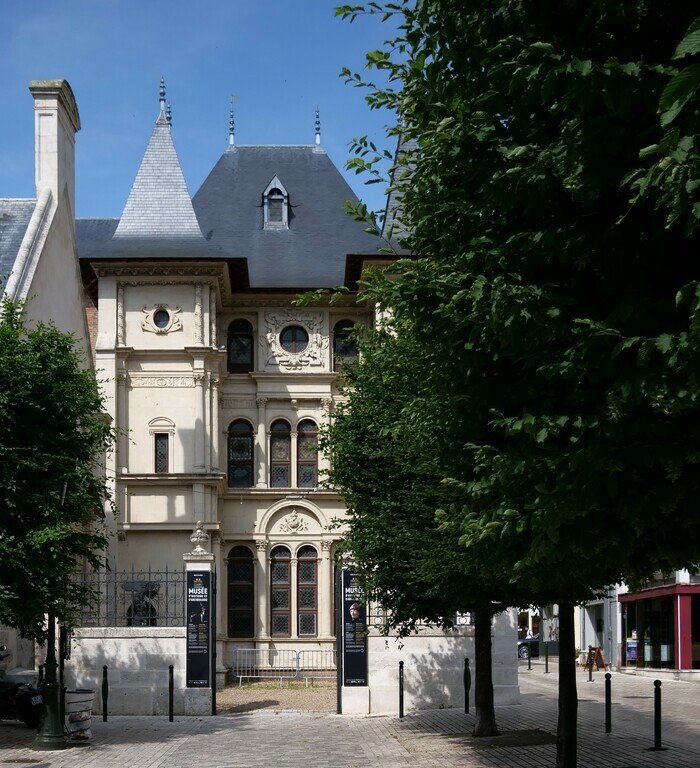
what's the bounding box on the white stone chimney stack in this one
[28,79,81,214]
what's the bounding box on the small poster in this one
[186,570,211,687]
[342,570,367,687]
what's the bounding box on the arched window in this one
[270,420,291,487]
[297,420,318,488]
[297,545,318,636]
[227,546,254,638]
[228,420,254,488]
[227,319,254,373]
[333,319,358,371]
[270,546,291,637]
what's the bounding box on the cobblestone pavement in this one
[1,662,698,767]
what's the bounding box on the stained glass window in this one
[270,546,291,637]
[228,420,254,488]
[227,319,254,373]
[155,433,168,473]
[297,420,317,488]
[333,319,358,371]
[297,545,317,636]
[270,420,291,487]
[228,546,254,638]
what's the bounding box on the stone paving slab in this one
[0,662,698,767]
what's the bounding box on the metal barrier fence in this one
[72,566,186,627]
[231,649,336,686]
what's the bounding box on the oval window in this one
[280,325,309,353]
[153,309,170,329]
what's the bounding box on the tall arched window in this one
[270,546,291,637]
[228,420,254,487]
[333,319,358,371]
[297,545,318,636]
[227,319,254,373]
[227,546,254,638]
[270,420,291,487]
[297,420,318,488]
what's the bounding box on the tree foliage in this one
[0,300,114,641]
[336,2,700,765]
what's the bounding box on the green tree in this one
[0,300,114,642]
[627,15,700,233]
[326,316,555,736]
[338,3,700,766]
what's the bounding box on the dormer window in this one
[263,176,289,229]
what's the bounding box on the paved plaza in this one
[1,661,699,767]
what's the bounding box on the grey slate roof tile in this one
[192,145,382,288]
[0,199,37,285]
[76,128,386,288]
[114,111,205,240]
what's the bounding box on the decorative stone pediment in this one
[279,509,309,534]
[262,310,327,371]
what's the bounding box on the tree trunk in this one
[556,592,578,768]
[473,604,500,737]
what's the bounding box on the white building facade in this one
[76,86,385,688]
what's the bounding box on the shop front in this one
[619,583,700,673]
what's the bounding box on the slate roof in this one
[77,117,384,287]
[79,108,225,261]
[0,199,36,285]
[192,145,381,288]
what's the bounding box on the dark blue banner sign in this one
[342,570,368,686]
[186,570,211,687]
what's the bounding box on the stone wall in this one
[64,627,187,715]
[343,611,520,715]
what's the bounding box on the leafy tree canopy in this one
[0,300,114,641]
[338,0,700,597]
[326,318,550,633]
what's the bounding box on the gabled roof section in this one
[113,107,203,240]
[0,199,37,286]
[192,145,382,288]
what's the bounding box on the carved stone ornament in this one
[262,310,327,371]
[190,520,209,554]
[142,305,183,335]
[279,509,309,534]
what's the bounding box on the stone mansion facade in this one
[77,83,385,668]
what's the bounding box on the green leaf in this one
[659,64,700,127]
[673,17,700,59]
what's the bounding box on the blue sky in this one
[0,1,398,219]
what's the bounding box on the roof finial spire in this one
[159,77,166,113]
[166,101,172,128]
[229,95,236,147]
[315,107,321,146]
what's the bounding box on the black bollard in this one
[604,672,611,733]
[649,679,667,751]
[398,661,404,719]
[588,646,593,682]
[527,641,531,670]
[464,658,471,715]
[102,665,108,722]
[168,665,174,722]
[544,642,549,674]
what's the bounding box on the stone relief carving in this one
[141,305,183,335]
[130,376,194,388]
[262,310,327,371]
[279,509,309,534]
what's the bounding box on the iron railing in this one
[73,566,186,627]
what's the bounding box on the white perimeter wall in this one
[64,627,187,715]
[344,611,520,715]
